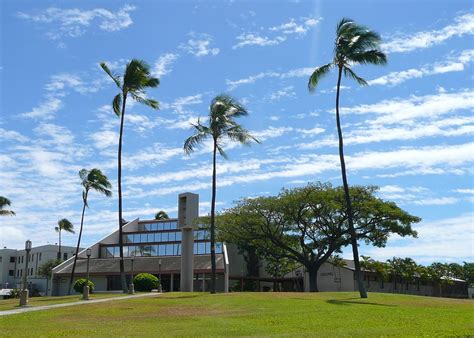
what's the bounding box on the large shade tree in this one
[101,59,159,293]
[217,183,419,292]
[55,218,75,260]
[0,196,15,216]
[154,210,169,220]
[68,168,112,294]
[184,94,260,293]
[308,18,388,298]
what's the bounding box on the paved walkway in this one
[0,292,160,317]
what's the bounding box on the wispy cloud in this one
[180,33,219,57]
[233,16,321,49]
[369,49,474,86]
[152,53,179,77]
[382,13,474,53]
[17,4,136,45]
[20,97,63,120]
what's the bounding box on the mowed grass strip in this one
[0,293,128,312]
[0,292,472,337]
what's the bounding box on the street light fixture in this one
[83,248,92,300]
[19,240,32,306]
[158,259,162,293]
[129,252,135,294]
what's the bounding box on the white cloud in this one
[162,94,204,114]
[17,4,136,42]
[382,13,474,53]
[413,197,459,206]
[152,53,179,77]
[453,188,474,194]
[180,33,219,57]
[266,86,296,101]
[0,128,29,143]
[252,126,293,141]
[226,67,314,90]
[89,130,118,149]
[233,16,320,49]
[363,213,474,264]
[20,97,63,120]
[368,49,474,86]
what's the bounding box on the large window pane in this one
[157,223,164,231]
[215,243,222,253]
[106,247,114,258]
[170,221,177,229]
[148,233,154,242]
[198,242,206,254]
[123,246,129,257]
[176,244,181,255]
[151,223,157,231]
[162,232,169,242]
[175,231,181,241]
[159,245,166,256]
[155,232,162,242]
[193,243,198,254]
[140,233,147,243]
[144,223,151,231]
[133,234,140,243]
[168,232,176,242]
[150,245,158,256]
[101,247,107,258]
[165,244,173,256]
[142,245,151,256]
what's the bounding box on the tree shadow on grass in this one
[326,298,396,307]
[161,295,201,300]
[36,296,79,302]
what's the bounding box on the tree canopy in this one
[216,182,420,291]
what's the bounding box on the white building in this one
[0,244,77,295]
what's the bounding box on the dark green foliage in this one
[73,279,95,294]
[38,259,62,279]
[133,273,159,292]
[0,196,15,216]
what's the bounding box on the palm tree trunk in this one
[118,92,128,294]
[68,190,88,295]
[209,139,217,294]
[335,65,367,299]
[58,230,62,261]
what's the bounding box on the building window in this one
[63,253,68,260]
[0,256,2,263]
[39,253,42,261]
[9,270,14,276]
[10,257,15,263]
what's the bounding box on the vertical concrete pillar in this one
[178,193,199,292]
[170,274,174,292]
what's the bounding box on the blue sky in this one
[0,1,473,264]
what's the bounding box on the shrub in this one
[133,273,159,292]
[73,279,95,294]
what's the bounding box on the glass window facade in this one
[100,241,221,258]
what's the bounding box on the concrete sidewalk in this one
[0,292,160,317]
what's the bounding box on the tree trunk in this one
[58,230,61,261]
[68,190,88,295]
[335,65,367,299]
[308,266,319,292]
[118,92,128,294]
[209,139,217,294]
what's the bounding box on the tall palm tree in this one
[184,94,260,293]
[308,18,387,298]
[0,196,15,216]
[101,59,159,293]
[68,168,112,295]
[154,210,169,220]
[55,218,75,260]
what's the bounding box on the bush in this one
[133,273,159,292]
[73,279,95,294]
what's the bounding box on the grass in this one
[0,292,472,336]
[0,293,128,312]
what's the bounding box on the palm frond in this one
[226,125,261,145]
[113,93,122,117]
[100,62,122,88]
[154,210,169,220]
[343,67,368,86]
[57,218,75,234]
[184,123,210,155]
[216,144,228,159]
[130,93,160,110]
[349,49,387,65]
[308,63,333,92]
[0,196,15,216]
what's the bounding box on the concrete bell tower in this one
[178,192,199,292]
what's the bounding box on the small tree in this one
[154,210,169,220]
[38,259,62,295]
[73,279,95,294]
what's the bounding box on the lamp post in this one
[19,240,32,306]
[129,252,135,294]
[158,259,162,293]
[83,248,91,300]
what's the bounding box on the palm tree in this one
[100,59,159,293]
[0,196,15,216]
[68,168,112,295]
[184,94,260,293]
[55,218,75,260]
[308,18,387,298]
[154,210,169,220]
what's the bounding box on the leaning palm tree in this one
[55,218,75,260]
[101,59,159,293]
[0,196,15,216]
[308,18,387,298]
[154,210,169,220]
[184,94,260,294]
[68,168,112,295]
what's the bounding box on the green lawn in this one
[0,293,127,312]
[0,292,472,336]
